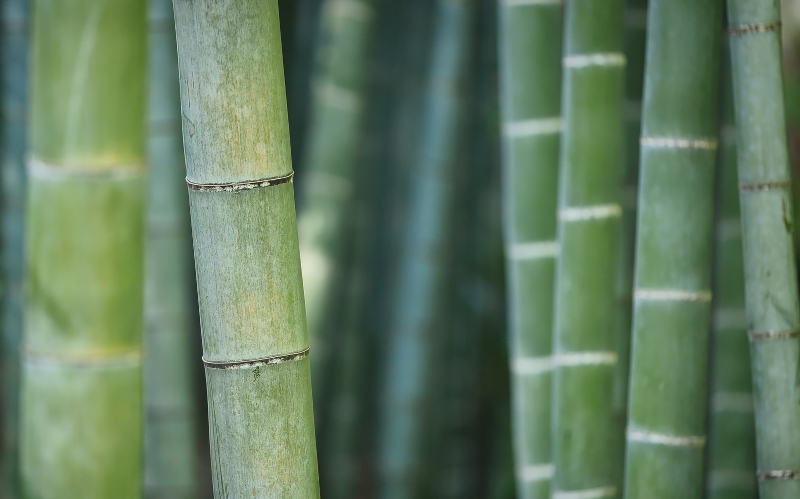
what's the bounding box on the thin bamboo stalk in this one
[143,0,198,497]
[377,0,477,496]
[705,48,757,499]
[1,0,29,496]
[551,0,625,497]
[497,0,562,496]
[19,0,147,497]
[624,0,723,497]
[171,0,320,496]
[726,1,800,497]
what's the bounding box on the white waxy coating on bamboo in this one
[712,392,754,413]
[558,204,622,222]
[627,429,707,447]
[552,486,618,499]
[557,352,618,367]
[640,136,718,150]
[518,463,555,482]
[563,53,626,68]
[633,289,713,302]
[507,240,559,260]
[503,116,562,137]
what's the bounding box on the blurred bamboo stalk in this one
[1,0,28,496]
[624,0,723,497]
[172,0,320,495]
[497,0,561,497]
[19,0,147,497]
[727,1,800,497]
[551,0,625,497]
[705,48,757,499]
[377,0,477,496]
[143,0,198,497]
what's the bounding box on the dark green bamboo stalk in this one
[143,0,198,497]
[705,48,757,499]
[19,0,146,497]
[1,0,29,496]
[498,0,562,497]
[624,1,723,497]
[172,0,320,495]
[551,0,625,498]
[726,1,800,497]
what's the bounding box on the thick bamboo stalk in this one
[624,0,723,497]
[498,0,562,497]
[551,0,625,498]
[297,0,377,408]
[726,1,800,497]
[377,0,477,496]
[143,0,198,497]
[1,0,29,496]
[171,0,320,496]
[19,0,147,497]
[705,48,757,499]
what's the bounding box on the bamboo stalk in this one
[19,0,147,497]
[705,48,757,499]
[624,0,723,497]
[143,0,199,497]
[726,1,800,497]
[1,0,29,496]
[551,0,625,497]
[497,0,562,496]
[377,0,477,496]
[171,0,320,496]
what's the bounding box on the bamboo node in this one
[22,350,142,369]
[627,429,706,447]
[640,136,718,150]
[501,0,562,6]
[186,171,294,193]
[563,53,626,69]
[757,470,800,480]
[738,180,791,193]
[558,204,622,222]
[747,328,800,341]
[27,156,144,179]
[506,240,559,260]
[551,486,617,499]
[511,356,554,375]
[203,346,310,370]
[503,117,562,138]
[556,351,618,367]
[516,463,554,482]
[729,22,781,37]
[634,289,712,302]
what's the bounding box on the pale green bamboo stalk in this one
[705,48,757,499]
[498,0,562,496]
[1,0,29,496]
[726,1,800,497]
[19,0,147,497]
[551,0,625,497]
[143,0,198,497]
[624,0,723,497]
[171,0,320,496]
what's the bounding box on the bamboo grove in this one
[0,0,799,498]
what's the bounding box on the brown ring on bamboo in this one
[186,171,294,193]
[757,470,800,480]
[729,22,782,36]
[739,180,791,192]
[747,328,800,341]
[203,346,310,370]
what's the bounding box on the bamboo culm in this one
[551,0,625,497]
[172,0,320,496]
[705,48,757,499]
[727,1,800,497]
[19,0,147,497]
[143,0,199,496]
[624,1,723,497]
[497,0,561,497]
[1,0,29,496]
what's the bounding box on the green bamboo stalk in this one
[498,0,562,496]
[171,0,320,496]
[19,0,147,497]
[624,1,723,497]
[143,0,198,497]
[1,0,29,496]
[726,1,800,497]
[297,0,378,411]
[705,47,757,499]
[551,0,625,497]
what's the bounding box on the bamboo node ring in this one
[757,470,800,480]
[747,328,800,341]
[186,171,294,193]
[203,346,310,370]
[738,180,791,192]
[627,429,706,447]
[551,486,617,499]
[729,22,781,36]
[640,136,718,150]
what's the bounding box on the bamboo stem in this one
[726,1,800,497]
[172,0,320,496]
[624,0,723,497]
[19,0,147,497]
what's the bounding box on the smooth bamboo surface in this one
[20,0,147,497]
[624,1,723,497]
[172,0,320,496]
[727,1,800,497]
